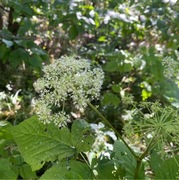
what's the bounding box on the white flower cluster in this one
[34,56,104,127]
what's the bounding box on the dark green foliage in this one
[0,0,179,179]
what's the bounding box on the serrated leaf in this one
[11,116,76,171]
[40,160,93,179]
[76,135,94,152]
[94,158,119,179]
[71,119,94,153]
[114,140,144,179]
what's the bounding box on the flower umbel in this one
[34,56,104,127]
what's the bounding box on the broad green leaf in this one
[0,29,13,40]
[71,119,90,144]
[40,160,93,179]
[94,158,119,179]
[114,140,144,179]
[9,48,29,67]
[22,4,34,16]
[11,116,76,171]
[11,154,24,166]
[28,54,42,68]
[112,84,121,93]
[64,160,93,179]
[18,18,32,34]
[71,119,94,153]
[150,150,163,174]
[19,164,37,179]
[104,60,119,72]
[102,92,120,106]
[120,62,133,73]
[0,158,17,179]
[31,48,47,55]
[154,155,179,179]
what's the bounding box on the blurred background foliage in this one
[0,0,179,178]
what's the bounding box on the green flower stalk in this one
[34,56,104,127]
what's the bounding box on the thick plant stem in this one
[87,102,137,158]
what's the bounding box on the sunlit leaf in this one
[40,160,93,179]
[11,116,76,171]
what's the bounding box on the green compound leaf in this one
[11,117,94,171]
[11,116,76,171]
[40,160,93,179]
[154,155,179,179]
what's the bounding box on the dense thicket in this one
[0,0,179,179]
